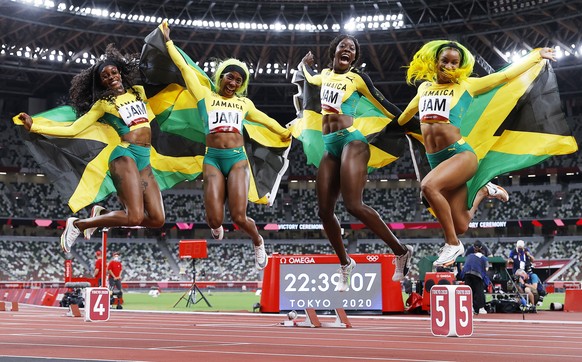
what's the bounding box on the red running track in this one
[1,304,582,361]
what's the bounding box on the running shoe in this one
[433,241,464,267]
[61,217,81,253]
[485,182,509,202]
[83,205,105,240]
[478,307,488,315]
[254,236,268,270]
[392,245,414,282]
[337,257,356,292]
[211,226,224,240]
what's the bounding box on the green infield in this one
[118,290,565,313]
[122,291,262,312]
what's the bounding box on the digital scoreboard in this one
[260,254,404,313]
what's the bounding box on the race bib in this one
[208,109,244,133]
[419,95,451,121]
[320,85,344,113]
[118,101,148,127]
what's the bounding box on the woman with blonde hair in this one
[398,40,556,267]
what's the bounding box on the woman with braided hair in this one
[17,44,165,253]
[398,40,555,267]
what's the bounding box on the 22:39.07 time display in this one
[278,263,383,311]
[283,271,376,293]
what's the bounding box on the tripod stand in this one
[174,258,212,308]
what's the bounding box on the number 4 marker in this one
[85,287,110,322]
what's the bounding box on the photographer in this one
[515,269,540,310]
[60,288,84,308]
[508,240,535,275]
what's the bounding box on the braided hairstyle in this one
[69,44,140,116]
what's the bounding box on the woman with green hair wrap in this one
[398,40,556,267]
[162,21,291,270]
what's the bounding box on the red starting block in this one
[1,301,19,312]
[69,304,82,318]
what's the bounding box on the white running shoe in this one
[478,307,488,315]
[337,257,356,292]
[392,245,414,282]
[61,217,81,253]
[83,205,105,240]
[211,226,224,240]
[433,241,464,267]
[485,182,509,202]
[254,237,268,270]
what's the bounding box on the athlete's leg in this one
[138,165,165,228]
[316,153,348,265]
[74,156,146,231]
[203,163,227,230]
[420,151,478,245]
[339,141,407,255]
[226,160,262,246]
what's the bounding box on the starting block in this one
[1,301,19,312]
[281,308,352,328]
[67,304,82,318]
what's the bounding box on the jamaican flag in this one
[13,99,204,213]
[140,24,290,206]
[464,59,578,208]
[289,65,423,173]
[13,25,290,212]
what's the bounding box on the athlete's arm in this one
[467,50,545,95]
[29,103,104,136]
[165,40,210,101]
[300,52,323,86]
[355,70,402,119]
[246,99,291,140]
[398,91,421,126]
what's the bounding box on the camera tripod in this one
[173,258,212,308]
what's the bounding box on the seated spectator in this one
[514,268,540,309]
[460,243,490,315]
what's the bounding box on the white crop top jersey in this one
[205,94,245,134]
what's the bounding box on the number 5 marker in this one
[430,285,473,337]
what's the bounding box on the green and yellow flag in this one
[13,25,290,212]
[464,60,578,207]
[13,100,205,213]
[289,66,423,173]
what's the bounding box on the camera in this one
[60,288,85,308]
